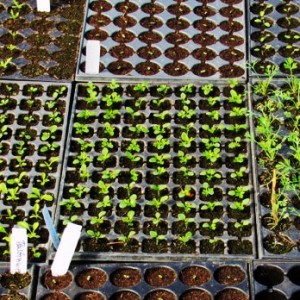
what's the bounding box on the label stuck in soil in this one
[37,0,50,12]
[10,227,28,274]
[43,206,60,250]
[86,40,100,74]
[51,223,82,276]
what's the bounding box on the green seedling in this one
[149,231,165,245]
[201,201,222,211]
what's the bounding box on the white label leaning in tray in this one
[10,227,28,274]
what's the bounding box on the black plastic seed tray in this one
[251,261,300,300]
[0,264,35,299]
[0,0,85,81]
[248,80,300,258]
[36,261,250,300]
[0,81,71,263]
[52,81,256,260]
[248,0,300,77]
[76,0,247,81]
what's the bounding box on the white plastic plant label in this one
[51,223,82,276]
[86,40,100,74]
[37,0,50,12]
[10,227,28,274]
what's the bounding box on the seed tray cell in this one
[76,0,247,81]
[0,264,35,299]
[53,82,256,260]
[0,0,86,81]
[248,0,300,77]
[252,261,300,300]
[36,261,250,299]
[0,81,71,263]
[248,80,300,258]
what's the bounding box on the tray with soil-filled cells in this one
[76,0,247,81]
[35,261,250,300]
[252,261,300,300]
[0,0,86,81]
[248,77,300,258]
[52,80,256,261]
[0,81,71,263]
[248,0,300,77]
[0,264,35,300]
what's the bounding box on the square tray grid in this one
[0,0,86,81]
[251,261,300,300]
[248,80,300,258]
[248,0,300,77]
[76,0,247,81]
[52,81,256,261]
[0,81,71,263]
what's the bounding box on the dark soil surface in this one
[111,267,142,287]
[214,266,246,285]
[42,271,72,290]
[145,267,177,287]
[75,268,107,288]
[180,266,211,286]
